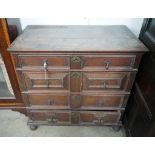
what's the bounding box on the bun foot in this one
[112,126,121,132]
[29,125,38,131]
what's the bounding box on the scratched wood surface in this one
[8,25,148,52]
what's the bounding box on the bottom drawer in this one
[28,110,121,126]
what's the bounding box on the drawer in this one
[17,71,70,91]
[70,71,136,92]
[71,94,129,110]
[18,70,135,93]
[14,54,70,69]
[70,55,136,70]
[29,110,71,125]
[24,93,129,110]
[79,111,121,125]
[14,54,136,71]
[82,71,136,92]
[23,93,69,109]
[28,110,121,126]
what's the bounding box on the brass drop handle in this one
[48,99,55,105]
[94,114,105,124]
[100,118,105,124]
[44,60,48,81]
[44,60,48,71]
[94,118,100,124]
[102,81,106,88]
[104,60,111,70]
[71,56,81,63]
[46,80,49,87]
[46,117,57,123]
[94,118,105,124]
[71,72,81,78]
[52,118,57,123]
[46,118,52,122]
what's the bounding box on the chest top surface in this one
[8,25,148,52]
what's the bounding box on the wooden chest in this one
[8,25,148,130]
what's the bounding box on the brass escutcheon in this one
[71,72,81,78]
[71,56,81,63]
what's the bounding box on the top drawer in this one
[13,54,137,70]
[13,55,70,69]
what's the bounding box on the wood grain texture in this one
[8,25,148,52]
[22,92,129,110]
[0,18,23,106]
[0,19,10,48]
[9,25,148,128]
[28,110,121,126]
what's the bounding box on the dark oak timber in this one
[8,25,148,130]
[9,25,147,52]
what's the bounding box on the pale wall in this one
[20,18,144,37]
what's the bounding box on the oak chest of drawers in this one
[8,25,148,130]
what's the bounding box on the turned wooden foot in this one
[112,126,121,132]
[29,125,38,131]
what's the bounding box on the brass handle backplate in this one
[104,60,111,70]
[71,56,81,63]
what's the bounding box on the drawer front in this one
[79,111,121,125]
[23,93,69,109]
[28,110,121,125]
[14,54,136,70]
[24,93,128,110]
[82,71,136,92]
[71,94,129,109]
[17,71,70,91]
[15,55,69,69]
[80,55,136,70]
[18,70,135,93]
[29,110,71,125]
[19,71,135,92]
